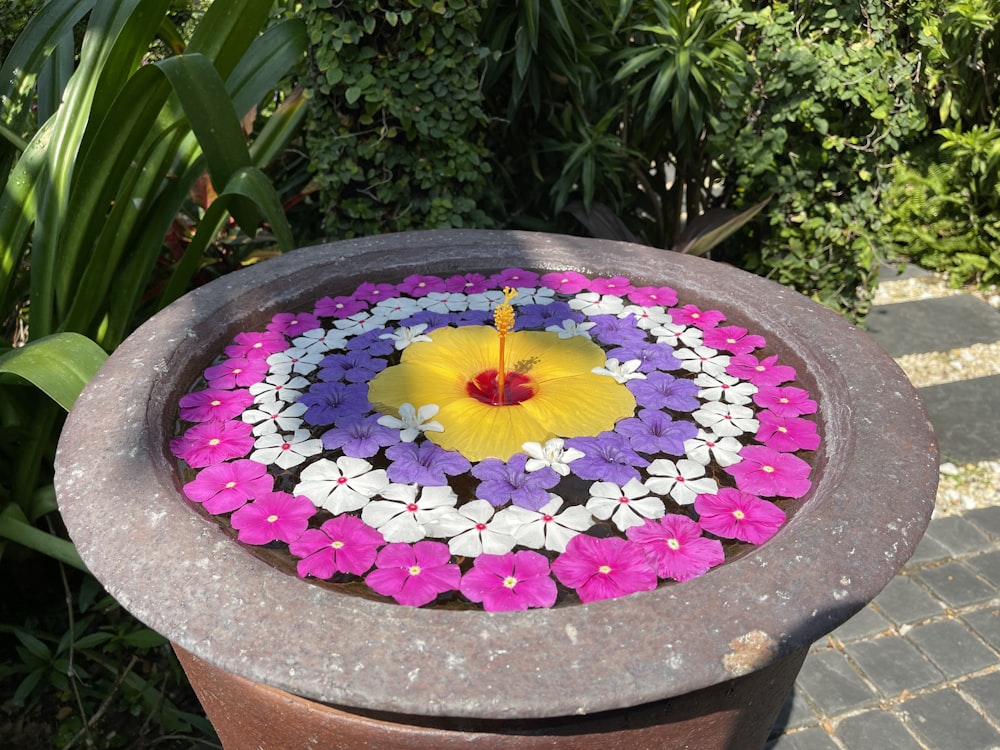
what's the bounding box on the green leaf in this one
[121,629,168,648]
[0,333,107,412]
[0,506,88,571]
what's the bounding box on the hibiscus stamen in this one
[493,286,518,405]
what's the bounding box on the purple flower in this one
[453,309,493,326]
[472,453,560,510]
[627,371,700,411]
[290,515,385,579]
[588,314,647,346]
[540,270,589,294]
[694,489,786,544]
[627,285,678,307]
[344,329,395,356]
[353,281,399,304]
[169,420,254,467]
[385,441,471,485]
[229,491,316,545]
[511,304,554,331]
[491,267,539,287]
[314,295,367,319]
[564,432,648,485]
[203,357,269,389]
[399,310,455,332]
[298,381,371,426]
[322,414,400,457]
[551,535,657,603]
[178,388,254,422]
[615,409,698,455]
[607,342,681,373]
[726,354,797,387]
[724,445,812,498]
[626,515,725,581]
[460,551,558,611]
[182,459,275,514]
[396,274,446,296]
[365,541,460,606]
[224,330,289,360]
[318,351,388,383]
[444,273,490,294]
[752,385,817,418]
[266,312,321,336]
[755,411,821,452]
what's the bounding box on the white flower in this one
[265,347,325,376]
[417,291,468,314]
[692,401,759,437]
[332,311,385,334]
[249,429,323,469]
[545,319,596,339]
[491,495,593,553]
[241,400,307,436]
[586,479,666,531]
[466,289,507,311]
[651,322,703,348]
[674,346,731,376]
[248,373,311,404]
[521,438,584,476]
[291,328,347,354]
[379,324,433,351]
[694,372,757,405]
[512,286,555,305]
[361,484,457,543]
[644,458,718,506]
[592,358,646,383]
[569,292,624,316]
[622,305,671,330]
[683,430,744,467]
[370,296,422,321]
[423,499,517,557]
[376,403,444,442]
[293,457,389,514]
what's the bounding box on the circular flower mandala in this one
[171,268,822,609]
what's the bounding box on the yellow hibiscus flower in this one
[367,326,636,462]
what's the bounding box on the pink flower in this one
[203,357,269,389]
[627,285,678,307]
[752,385,817,418]
[224,331,288,360]
[314,295,367,319]
[443,273,490,293]
[353,282,399,303]
[182,459,274,514]
[551,535,657,603]
[267,311,321,336]
[365,541,460,607]
[725,445,812,498]
[396,274,446,296]
[726,354,796,387]
[755,411,821,452]
[290,515,385,579]
[694,489,786,544]
[626,515,725,581]
[668,304,726,329]
[540,270,589,294]
[589,275,634,295]
[178,388,254,422]
[459,551,558,611]
[230,491,316,545]
[491,268,540,288]
[702,325,767,356]
[169,420,254,467]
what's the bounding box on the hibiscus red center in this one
[466,369,534,406]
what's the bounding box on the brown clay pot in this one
[55,231,938,749]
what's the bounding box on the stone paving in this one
[768,272,1000,749]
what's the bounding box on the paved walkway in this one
[768,269,1000,749]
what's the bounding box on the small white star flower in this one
[379,324,433,351]
[521,438,585,476]
[592,358,646,383]
[376,403,444,442]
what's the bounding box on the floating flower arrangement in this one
[170,268,821,610]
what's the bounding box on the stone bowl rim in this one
[54,229,938,719]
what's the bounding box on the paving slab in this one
[845,637,945,698]
[835,710,925,750]
[900,689,1000,750]
[871,576,945,625]
[966,506,1000,539]
[962,671,1000,726]
[865,295,1000,356]
[794,649,878,715]
[830,605,893,645]
[966,549,1000,588]
[766,726,841,750]
[918,375,1000,463]
[962,606,1000,647]
[914,561,997,608]
[921,515,995,556]
[904,619,997,679]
